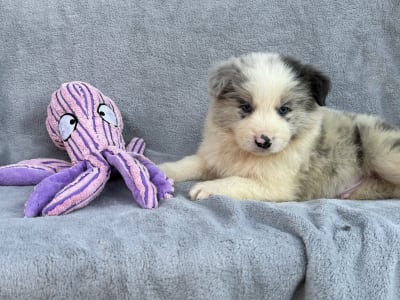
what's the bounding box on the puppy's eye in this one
[240,103,253,114]
[278,106,291,116]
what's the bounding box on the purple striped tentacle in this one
[42,163,110,216]
[0,159,72,186]
[126,137,146,154]
[129,153,174,199]
[61,172,109,215]
[24,161,87,217]
[20,159,72,172]
[102,150,158,208]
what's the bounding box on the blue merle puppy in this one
[160,52,400,202]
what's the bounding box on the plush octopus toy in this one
[0,81,173,217]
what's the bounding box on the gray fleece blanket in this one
[1,0,400,299]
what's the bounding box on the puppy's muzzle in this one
[255,134,272,149]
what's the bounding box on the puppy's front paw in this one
[189,181,220,201]
[158,162,178,181]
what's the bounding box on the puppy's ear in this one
[301,64,331,106]
[283,56,331,106]
[208,60,245,99]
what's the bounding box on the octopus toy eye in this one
[98,104,118,127]
[59,114,78,141]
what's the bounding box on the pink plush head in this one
[46,81,125,163]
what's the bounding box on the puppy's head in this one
[208,52,330,155]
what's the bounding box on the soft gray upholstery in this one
[1,1,400,299]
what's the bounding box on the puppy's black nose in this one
[255,135,272,149]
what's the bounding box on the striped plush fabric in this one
[0,81,173,217]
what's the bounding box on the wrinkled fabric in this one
[1,0,400,299]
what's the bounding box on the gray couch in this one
[1,1,400,299]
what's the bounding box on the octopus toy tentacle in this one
[126,138,174,198]
[0,158,72,185]
[42,162,110,216]
[24,161,87,217]
[102,150,158,208]
[126,137,146,154]
[129,153,174,199]
[19,158,72,172]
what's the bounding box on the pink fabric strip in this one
[338,177,366,199]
